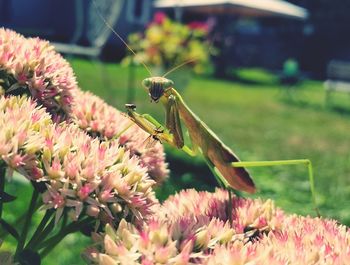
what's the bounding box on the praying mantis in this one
[93,1,319,214]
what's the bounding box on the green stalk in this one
[0,162,6,220]
[1,198,42,237]
[15,188,39,258]
[31,216,55,251]
[25,209,54,250]
[39,217,94,258]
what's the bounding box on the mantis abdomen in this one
[169,88,256,193]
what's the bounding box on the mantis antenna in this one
[162,58,198,78]
[92,0,153,77]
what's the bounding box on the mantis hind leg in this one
[232,159,320,217]
[202,155,234,224]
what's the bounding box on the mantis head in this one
[142,77,174,102]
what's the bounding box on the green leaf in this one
[0,191,17,203]
[0,219,19,240]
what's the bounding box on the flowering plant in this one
[0,28,168,264]
[0,28,76,121]
[123,12,212,74]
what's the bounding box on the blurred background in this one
[1,0,350,263]
[2,0,350,77]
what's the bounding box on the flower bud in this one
[104,235,119,256]
[155,246,172,263]
[86,205,100,218]
[111,203,123,214]
[150,226,168,246]
[98,254,116,265]
[195,229,210,249]
[218,229,235,244]
[68,209,78,221]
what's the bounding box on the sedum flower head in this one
[0,96,157,225]
[157,188,284,232]
[84,189,281,264]
[206,215,350,265]
[72,90,169,184]
[0,28,77,120]
[0,95,51,178]
[38,122,158,223]
[85,189,350,264]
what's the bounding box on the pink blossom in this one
[0,96,50,178]
[77,184,95,200]
[0,96,158,224]
[86,189,350,264]
[187,21,209,33]
[72,90,169,184]
[36,123,158,223]
[153,12,167,25]
[0,28,78,120]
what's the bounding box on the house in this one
[3,0,344,78]
[0,0,154,59]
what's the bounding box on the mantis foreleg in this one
[166,95,184,148]
[125,104,197,156]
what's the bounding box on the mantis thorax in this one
[142,77,174,102]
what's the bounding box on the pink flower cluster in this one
[0,28,77,121]
[0,95,51,177]
[153,12,167,25]
[86,189,350,265]
[125,13,211,74]
[72,90,169,184]
[0,28,171,226]
[207,215,350,265]
[0,28,169,184]
[0,95,158,224]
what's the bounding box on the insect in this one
[125,85,256,193]
[94,1,319,214]
[143,128,164,148]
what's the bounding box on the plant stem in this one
[31,215,55,251]
[39,217,94,258]
[227,189,233,226]
[15,188,39,258]
[0,198,42,238]
[0,162,6,220]
[25,209,54,250]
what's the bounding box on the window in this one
[126,0,151,24]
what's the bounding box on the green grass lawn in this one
[3,59,349,264]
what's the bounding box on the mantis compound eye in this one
[163,79,174,90]
[144,77,173,102]
[142,78,152,88]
